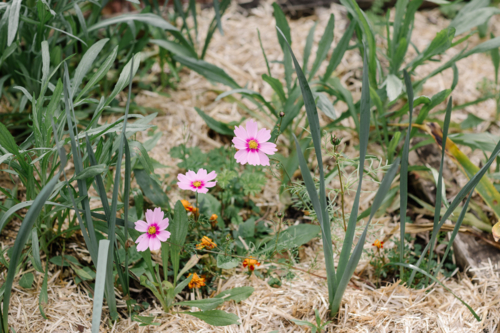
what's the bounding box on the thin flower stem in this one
[272,214,283,256]
[195,192,199,222]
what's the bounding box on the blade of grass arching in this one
[213,0,223,35]
[425,98,452,287]
[104,56,135,321]
[408,136,500,286]
[91,240,110,333]
[258,29,272,77]
[399,70,413,277]
[331,158,400,316]
[308,14,334,80]
[1,153,65,332]
[278,25,335,304]
[273,3,293,91]
[337,48,371,281]
[392,263,480,321]
[323,21,356,83]
[433,191,474,279]
[173,0,194,46]
[303,22,317,74]
[293,135,336,305]
[200,0,230,59]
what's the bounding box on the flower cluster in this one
[196,236,217,250]
[242,257,261,272]
[188,273,206,289]
[372,239,384,249]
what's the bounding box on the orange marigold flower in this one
[181,200,199,216]
[188,273,206,289]
[196,236,217,250]
[242,257,261,272]
[209,214,218,221]
[372,239,384,249]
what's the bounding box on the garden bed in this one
[2,0,500,332]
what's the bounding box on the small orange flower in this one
[188,273,206,289]
[181,200,199,216]
[242,257,261,272]
[196,236,217,250]
[372,239,384,249]
[209,214,218,221]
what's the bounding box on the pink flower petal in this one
[246,120,258,138]
[158,218,169,230]
[232,137,247,150]
[178,182,193,191]
[234,125,247,139]
[256,128,271,142]
[235,149,248,165]
[197,187,209,194]
[153,207,163,223]
[134,220,149,232]
[136,234,149,252]
[186,170,197,180]
[177,173,191,183]
[156,230,171,242]
[197,168,208,178]
[258,151,270,166]
[247,151,260,165]
[145,209,155,224]
[259,142,277,155]
[204,171,217,181]
[205,181,216,188]
[149,237,162,251]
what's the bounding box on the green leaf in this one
[31,229,44,273]
[177,298,224,311]
[74,164,107,180]
[303,22,317,72]
[104,53,142,108]
[216,254,240,269]
[215,286,254,303]
[150,38,197,59]
[8,0,21,46]
[71,39,109,98]
[411,27,455,69]
[134,169,170,208]
[0,122,20,157]
[269,224,320,253]
[173,56,240,89]
[323,21,356,82]
[385,74,403,101]
[185,310,239,326]
[272,2,293,90]
[460,113,486,130]
[450,7,500,36]
[19,273,34,289]
[314,92,336,120]
[2,160,64,332]
[262,74,286,104]
[88,13,178,32]
[76,46,118,102]
[91,240,110,333]
[169,201,189,282]
[309,14,334,79]
[173,274,193,295]
[194,107,233,136]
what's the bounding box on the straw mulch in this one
[3,1,500,332]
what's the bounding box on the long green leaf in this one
[399,70,413,276]
[194,107,233,136]
[331,158,400,316]
[71,39,109,98]
[169,201,189,283]
[7,0,21,46]
[278,25,336,306]
[88,13,178,32]
[1,158,64,332]
[173,55,239,89]
[308,14,334,80]
[323,22,356,82]
[91,240,110,333]
[185,310,239,326]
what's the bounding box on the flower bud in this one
[279,111,285,118]
[331,135,341,146]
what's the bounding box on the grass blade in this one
[1,153,65,332]
[7,0,21,46]
[399,70,413,276]
[323,22,356,83]
[337,47,370,282]
[308,14,334,80]
[302,22,317,73]
[331,158,400,316]
[91,240,111,333]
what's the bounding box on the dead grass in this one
[2,0,500,332]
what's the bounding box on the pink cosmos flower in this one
[232,120,277,166]
[135,208,171,252]
[177,168,217,194]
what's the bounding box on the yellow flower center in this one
[193,181,201,188]
[148,226,157,235]
[248,140,258,149]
